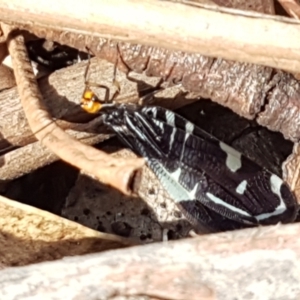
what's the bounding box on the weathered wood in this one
[1,222,300,299]
[2,23,146,196]
[1,0,300,73]
[0,130,112,181]
[0,195,134,268]
[278,0,300,19]
[0,56,192,180]
[62,147,193,243]
[0,58,141,150]
[0,64,15,91]
[8,1,300,142]
[0,56,183,150]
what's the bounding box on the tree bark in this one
[0,56,193,180]
[1,222,300,299]
[0,0,300,73]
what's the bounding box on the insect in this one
[97,104,298,232]
[81,48,120,113]
[80,51,298,233]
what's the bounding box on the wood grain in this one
[0,0,300,72]
[1,222,300,299]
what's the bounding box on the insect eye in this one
[91,95,99,102]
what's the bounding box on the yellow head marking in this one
[81,90,102,113]
[83,90,94,101]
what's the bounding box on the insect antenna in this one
[80,47,120,114]
[1,50,118,156]
[114,43,180,106]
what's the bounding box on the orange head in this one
[81,89,102,114]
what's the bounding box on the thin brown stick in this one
[0,57,143,151]
[2,24,144,195]
[0,129,112,181]
[0,54,189,180]
[0,0,300,73]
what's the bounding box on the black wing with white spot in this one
[103,105,298,232]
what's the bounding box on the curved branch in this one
[2,24,144,195]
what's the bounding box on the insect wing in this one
[104,105,298,231]
[104,108,260,231]
[140,106,298,225]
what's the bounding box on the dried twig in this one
[0,55,188,181]
[0,57,144,151]
[2,24,144,195]
[0,129,112,181]
[0,0,300,73]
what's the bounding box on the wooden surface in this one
[0,195,134,268]
[1,222,300,299]
[0,2,299,299]
[0,58,140,149]
[0,57,193,181]
[0,0,300,73]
